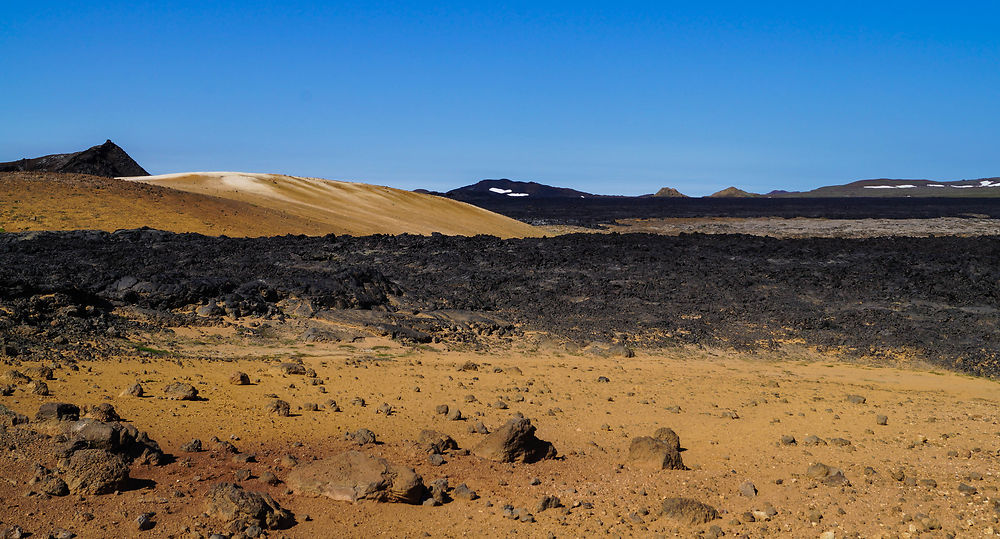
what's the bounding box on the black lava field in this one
[2,229,999,376]
[461,197,1000,227]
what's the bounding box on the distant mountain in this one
[709,187,760,198]
[0,140,148,178]
[768,178,1000,198]
[650,187,688,198]
[446,179,599,200]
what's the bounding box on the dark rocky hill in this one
[0,140,148,178]
[769,178,1000,198]
[446,179,600,200]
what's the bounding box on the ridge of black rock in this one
[2,230,1000,377]
[446,179,601,200]
[0,140,148,178]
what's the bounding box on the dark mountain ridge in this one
[0,140,148,178]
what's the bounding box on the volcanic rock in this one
[286,450,425,504]
[35,402,80,422]
[60,449,130,495]
[205,482,294,530]
[473,417,556,463]
[660,497,720,525]
[0,140,149,177]
[163,382,198,400]
[628,435,685,471]
[418,430,458,454]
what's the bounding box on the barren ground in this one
[2,319,1000,538]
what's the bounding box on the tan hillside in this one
[0,171,333,236]
[652,186,688,197]
[708,186,760,198]
[122,172,543,238]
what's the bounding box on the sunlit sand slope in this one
[122,172,543,238]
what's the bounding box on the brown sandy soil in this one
[1,320,999,538]
[609,217,1000,238]
[122,172,542,238]
[0,172,541,238]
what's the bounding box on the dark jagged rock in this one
[0,140,148,177]
[35,402,80,422]
[3,231,1000,376]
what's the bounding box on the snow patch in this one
[489,187,513,194]
[507,193,530,197]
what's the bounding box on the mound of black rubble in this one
[1,229,1000,375]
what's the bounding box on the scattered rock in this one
[846,394,866,404]
[163,382,198,401]
[60,449,130,495]
[428,454,445,466]
[205,482,294,530]
[536,495,562,512]
[181,439,203,453]
[628,436,685,471]
[473,417,557,463]
[35,402,80,422]
[739,480,757,497]
[266,399,291,417]
[286,450,425,504]
[346,428,377,446]
[446,408,463,421]
[0,370,31,385]
[959,483,978,496]
[120,383,144,397]
[660,497,720,525]
[652,427,681,451]
[230,372,250,385]
[876,415,888,426]
[260,471,281,486]
[136,512,155,531]
[272,362,307,375]
[82,403,120,422]
[453,483,478,501]
[29,380,49,396]
[418,430,458,454]
[435,404,449,416]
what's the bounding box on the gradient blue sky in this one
[2,2,998,196]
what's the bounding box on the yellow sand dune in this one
[122,172,542,238]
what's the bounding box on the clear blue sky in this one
[2,2,998,196]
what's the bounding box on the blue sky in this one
[2,2,998,196]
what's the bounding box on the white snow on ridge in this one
[507,193,530,197]
[927,184,945,187]
[863,185,915,189]
[489,187,513,194]
[952,185,975,189]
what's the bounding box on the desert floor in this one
[2,319,998,538]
